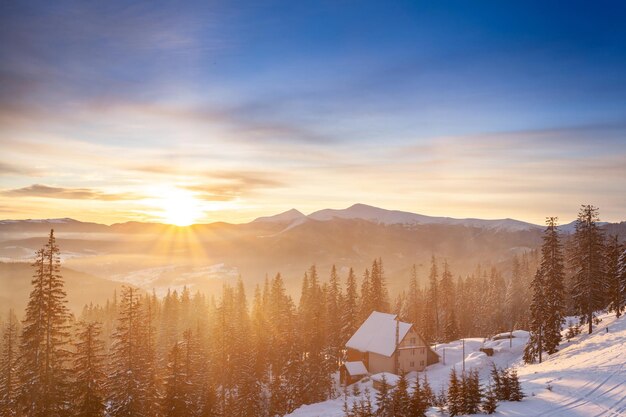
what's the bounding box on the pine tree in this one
[163,342,191,417]
[369,259,390,313]
[359,269,372,321]
[462,369,482,414]
[391,372,410,417]
[72,321,106,417]
[408,377,427,417]
[17,230,72,417]
[505,255,526,330]
[446,368,462,416]
[606,235,624,317]
[374,374,392,417]
[571,205,607,334]
[342,268,359,344]
[524,269,546,363]
[422,257,438,343]
[421,374,433,407]
[107,286,147,417]
[619,247,626,317]
[0,310,19,417]
[508,369,524,401]
[489,364,505,401]
[440,261,458,342]
[482,383,498,414]
[540,217,566,355]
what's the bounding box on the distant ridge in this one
[257,203,543,232]
[0,204,621,234]
[252,208,306,223]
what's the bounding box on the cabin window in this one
[410,361,415,367]
[411,349,415,356]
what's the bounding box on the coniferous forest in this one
[0,205,625,417]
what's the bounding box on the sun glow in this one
[157,188,204,226]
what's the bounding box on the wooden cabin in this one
[341,311,439,384]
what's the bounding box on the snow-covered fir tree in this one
[72,321,106,417]
[570,205,607,334]
[0,310,19,417]
[17,230,71,417]
[605,235,624,317]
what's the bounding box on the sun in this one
[158,188,203,226]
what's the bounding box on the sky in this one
[1,0,625,225]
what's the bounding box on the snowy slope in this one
[287,312,626,417]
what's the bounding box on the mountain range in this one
[1,204,623,312]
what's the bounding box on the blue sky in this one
[1,1,625,224]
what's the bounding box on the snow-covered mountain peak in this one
[252,208,306,223]
[307,204,541,231]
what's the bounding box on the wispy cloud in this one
[1,184,138,201]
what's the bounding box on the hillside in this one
[288,312,626,416]
[0,262,122,315]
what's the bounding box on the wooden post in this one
[462,338,465,373]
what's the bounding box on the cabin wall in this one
[397,346,428,372]
[368,352,395,375]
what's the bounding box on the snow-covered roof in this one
[346,311,412,357]
[343,361,368,376]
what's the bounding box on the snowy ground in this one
[287,312,626,417]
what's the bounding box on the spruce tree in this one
[422,257,438,343]
[571,205,607,334]
[163,342,190,417]
[391,372,410,417]
[0,310,19,417]
[540,217,566,354]
[107,286,147,417]
[524,269,546,363]
[17,230,71,417]
[342,268,359,344]
[508,369,524,401]
[446,368,462,416]
[440,261,458,342]
[374,374,392,417]
[482,382,498,414]
[408,377,427,417]
[369,259,390,313]
[606,235,624,317]
[620,247,626,317]
[421,374,433,407]
[462,369,482,414]
[72,321,106,417]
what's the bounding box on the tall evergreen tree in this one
[374,375,392,417]
[72,321,106,417]
[422,257,438,343]
[107,286,147,417]
[571,205,607,334]
[540,217,566,354]
[342,268,359,344]
[391,372,410,417]
[524,269,546,363]
[619,246,626,317]
[0,310,19,417]
[408,377,427,417]
[17,230,71,417]
[446,368,462,417]
[606,235,624,317]
[369,259,390,313]
[162,342,191,417]
[440,261,458,342]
